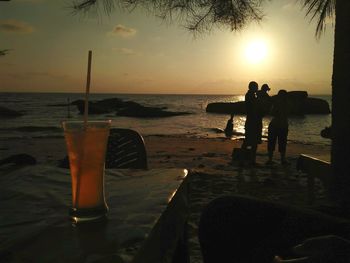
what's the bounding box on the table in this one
[0,166,189,263]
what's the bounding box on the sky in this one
[0,0,335,95]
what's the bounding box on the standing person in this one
[224,114,234,138]
[266,89,289,165]
[256,84,272,143]
[241,81,259,164]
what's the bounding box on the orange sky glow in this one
[0,0,334,95]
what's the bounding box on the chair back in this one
[106,128,148,169]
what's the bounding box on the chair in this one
[106,128,148,169]
[296,154,331,205]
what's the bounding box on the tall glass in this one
[62,120,111,224]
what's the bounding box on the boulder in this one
[0,106,23,118]
[116,104,191,118]
[0,154,36,166]
[71,99,122,114]
[72,97,191,118]
[57,156,69,169]
[303,97,331,114]
[206,91,330,115]
[321,126,331,139]
[206,101,246,114]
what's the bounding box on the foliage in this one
[300,0,335,38]
[72,0,335,37]
[72,0,266,33]
[0,49,11,56]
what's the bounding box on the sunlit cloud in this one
[112,47,140,56]
[282,2,297,11]
[0,20,34,34]
[5,71,70,80]
[109,24,137,38]
[115,48,135,55]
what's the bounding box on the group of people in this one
[199,81,350,262]
[226,81,289,165]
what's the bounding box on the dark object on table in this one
[0,154,37,166]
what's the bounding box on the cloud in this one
[0,20,34,34]
[112,47,142,56]
[282,1,299,11]
[110,24,136,38]
[5,71,70,80]
[113,47,139,56]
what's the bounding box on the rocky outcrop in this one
[303,98,330,114]
[117,105,190,118]
[71,98,125,114]
[0,106,23,118]
[0,154,37,166]
[321,126,331,139]
[72,98,191,118]
[206,91,330,115]
[206,101,246,114]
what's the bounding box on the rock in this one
[0,154,36,166]
[57,156,69,168]
[206,91,330,115]
[71,99,117,114]
[303,97,331,114]
[206,101,246,114]
[0,106,23,118]
[285,91,308,99]
[116,104,191,118]
[321,126,331,139]
[72,98,191,118]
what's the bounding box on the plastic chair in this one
[106,128,148,169]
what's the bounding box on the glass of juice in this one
[62,120,111,224]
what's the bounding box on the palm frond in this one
[300,0,335,39]
[0,49,11,56]
[71,0,267,34]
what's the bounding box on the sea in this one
[0,93,331,146]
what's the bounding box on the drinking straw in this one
[84,50,92,126]
[75,50,92,210]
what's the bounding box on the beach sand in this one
[0,135,331,262]
[0,135,330,168]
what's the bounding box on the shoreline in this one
[0,134,331,167]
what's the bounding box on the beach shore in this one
[0,135,331,262]
[0,134,330,168]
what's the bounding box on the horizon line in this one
[0,91,332,96]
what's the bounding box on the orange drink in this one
[62,120,111,223]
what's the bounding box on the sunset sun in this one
[245,40,268,64]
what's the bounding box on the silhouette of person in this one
[224,114,234,138]
[256,83,272,144]
[241,81,259,164]
[266,89,289,165]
